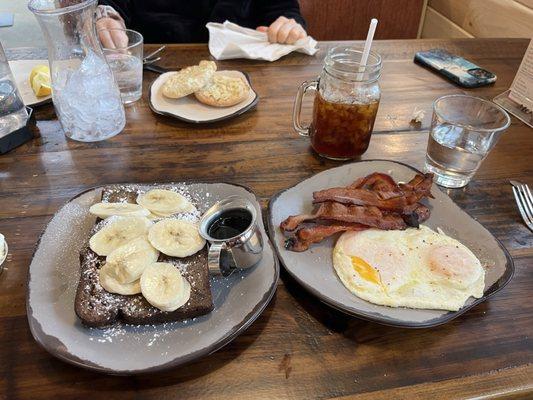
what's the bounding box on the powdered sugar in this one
[77,183,213,329]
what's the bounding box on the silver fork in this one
[510,180,533,232]
[143,45,165,64]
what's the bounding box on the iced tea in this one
[310,93,379,159]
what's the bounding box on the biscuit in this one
[162,60,217,99]
[194,72,250,107]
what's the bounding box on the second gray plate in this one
[268,160,514,328]
[27,182,278,374]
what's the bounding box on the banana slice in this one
[148,219,205,258]
[140,262,191,311]
[89,202,150,219]
[99,262,141,295]
[106,237,159,284]
[89,216,152,256]
[137,189,196,217]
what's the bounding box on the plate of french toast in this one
[27,182,278,374]
[149,60,258,123]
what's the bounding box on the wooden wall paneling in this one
[421,7,474,39]
[429,0,533,38]
[299,0,425,40]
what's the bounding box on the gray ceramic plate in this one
[27,182,278,374]
[268,160,514,328]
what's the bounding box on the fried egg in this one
[332,225,485,311]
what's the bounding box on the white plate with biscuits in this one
[149,65,258,123]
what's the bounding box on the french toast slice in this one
[74,185,213,328]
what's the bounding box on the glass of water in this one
[0,41,28,137]
[425,94,511,188]
[100,28,143,104]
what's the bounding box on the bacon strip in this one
[280,202,407,232]
[312,188,408,211]
[350,172,403,200]
[313,173,433,211]
[402,173,434,203]
[282,203,431,251]
[285,223,368,252]
[280,172,434,252]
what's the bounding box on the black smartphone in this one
[414,48,496,88]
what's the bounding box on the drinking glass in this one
[99,28,143,104]
[293,46,382,160]
[0,40,28,137]
[425,94,511,188]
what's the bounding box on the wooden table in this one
[1,39,532,399]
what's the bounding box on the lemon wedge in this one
[29,64,49,83]
[31,70,52,97]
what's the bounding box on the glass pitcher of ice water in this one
[28,0,125,142]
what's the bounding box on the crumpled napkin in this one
[206,20,318,61]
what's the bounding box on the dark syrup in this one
[207,208,252,240]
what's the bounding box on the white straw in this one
[357,18,378,81]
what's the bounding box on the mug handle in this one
[207,242,234,276]
[292,79,318,137]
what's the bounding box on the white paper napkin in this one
[207,20,318,61]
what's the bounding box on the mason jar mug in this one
[293,46,382,160]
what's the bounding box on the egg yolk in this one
[428,245,481,287]
[350,256,381,285]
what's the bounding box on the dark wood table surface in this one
[1,38,532,399]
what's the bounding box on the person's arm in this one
[96,1,131,48]
[254,0,308,44]
[98,0,133,26]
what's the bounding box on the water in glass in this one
[426,124,489,188]
[106,53,142,104]
[425,95,510,188]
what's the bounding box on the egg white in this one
[332,225,485,311]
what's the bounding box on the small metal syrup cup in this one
[199,196,263,276]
